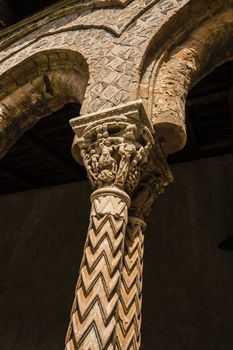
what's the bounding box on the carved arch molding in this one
[0,0,232,157]
[0,1,232,349]
[0,49,89,159]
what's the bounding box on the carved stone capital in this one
[129,140,173,220]
[70,100,154,193]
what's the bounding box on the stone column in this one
[65,101,156,350]
[116,216,146,349]
[115,147,172,349]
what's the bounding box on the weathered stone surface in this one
[70,101,155,193]
[147,8,233,154]
[66,101,165,350]
[0,0,232,157]
[0,1,232,349]
[0,50,89,159]
[65,187,130,350]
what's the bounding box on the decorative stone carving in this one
[115,137,172,350]
[116,216,146,349]
[70,100,154,193]
[129,142,173,220]
[65,187,130,350]
[0,0,231,348]
[0,0,231,163]
[66,101,155,350]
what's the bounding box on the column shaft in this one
[66,188,130,350]
[115,217,145,350]
[66,101,171,350]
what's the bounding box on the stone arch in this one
[140,6,233,154]
[0,49,89,159]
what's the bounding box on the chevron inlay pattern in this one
[65,192,128,350]
[115,217,145,350]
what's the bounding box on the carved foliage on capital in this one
[71,101,154,193]
[78,122,152,192]
[129,135,173,219]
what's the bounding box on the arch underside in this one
[140,4,233,153]
[0,49,89,160]
[0,0,232,159]
[0,2,232,350]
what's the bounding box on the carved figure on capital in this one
[66,101,173,350]
[72,104,155,193]
[130,145,173,219]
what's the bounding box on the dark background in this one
[0,155,233,349]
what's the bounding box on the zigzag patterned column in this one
[65,101,155,349]
[115,146,173,350]
[115,216,145,350]
[66,187,130,350]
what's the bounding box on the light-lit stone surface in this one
[65,101,171,349]
[0,0,232,157]
[0,1,232,348]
